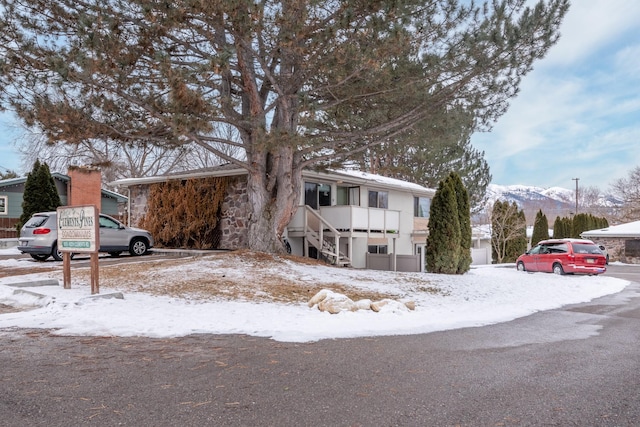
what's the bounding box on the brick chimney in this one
[67,165,102,211]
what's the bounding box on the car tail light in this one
[33,228,52,235]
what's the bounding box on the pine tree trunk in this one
[245,145,301,254]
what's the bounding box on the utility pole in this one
[572,178,579,215]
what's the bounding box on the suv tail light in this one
[33,228,52,235]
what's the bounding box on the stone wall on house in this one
[128,185,149,227]
[127,175,250,250]
[217,176,249,250]
[587,236,629,263]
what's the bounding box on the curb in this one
[150,248,229,257]
[4,279,60,288]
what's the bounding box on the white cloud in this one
[542,1,640,68]
[472,1,640,189]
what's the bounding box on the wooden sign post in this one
[57,205,100,294]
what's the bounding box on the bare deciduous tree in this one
[610,166,640,222]
[491,200,527,264]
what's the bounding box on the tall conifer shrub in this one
[449,172,472,274]
[17,160,61,230]
[531,209,549,246]
[426,178,461,274]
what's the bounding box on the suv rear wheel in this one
[52,243,63,261]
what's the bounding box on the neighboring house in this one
[471,224,492,265]
[0,172,128,239]
[581,221,640,264]
[113,166,436,271]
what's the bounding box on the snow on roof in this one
[581,221,640,238]
[330,169,435,194]
[112,166,436,195]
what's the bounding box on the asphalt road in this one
[0,265,639,426]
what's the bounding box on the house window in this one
[625,240,640,258]
[368,245,388,254]
[337,186,360,206]
[368,190,388,209]
[305,182,331,209]
[414,196,430,218]
[0,195,6,215]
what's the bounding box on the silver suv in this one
[18,212,154,261]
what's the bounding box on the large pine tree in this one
[0,1,570,254]
[354,107,492,213]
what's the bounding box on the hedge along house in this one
[0,168,128,239]
[112,165,436,271]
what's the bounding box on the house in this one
[581,221,640,264]
[112,166,436,271]
[471,224,492,265]
[0,170,128,239]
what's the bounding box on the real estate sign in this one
[56,205,99,253]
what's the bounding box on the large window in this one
[368,190,388,209]
[305,182,331,209]
[336,186,360,206]
[414,196,430,218]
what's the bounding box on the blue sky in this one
[471,0,640,190]
[2,1,639,192]
[0,112,23,175]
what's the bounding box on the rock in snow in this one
[309,289,415,314]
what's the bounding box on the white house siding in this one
[388,188,416,256]
[291,172,432,269]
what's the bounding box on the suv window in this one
[24,215,50,228]
[99,215,120,229]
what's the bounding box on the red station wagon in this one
[516,239,607,275]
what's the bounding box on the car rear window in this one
[24,215,50,228]
[572,243,602,254]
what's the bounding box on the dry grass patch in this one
[74,251,399,304]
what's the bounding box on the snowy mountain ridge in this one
[484,184,622,211]
[486,184,573,205]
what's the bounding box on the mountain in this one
[486,184,573,207]
[481,184,622,221]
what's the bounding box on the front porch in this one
[287,205,402,268]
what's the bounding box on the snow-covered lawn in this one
[0,247,630,343]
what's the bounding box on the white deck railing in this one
[319,205,400,233]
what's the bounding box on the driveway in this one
[1,264,639,426]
